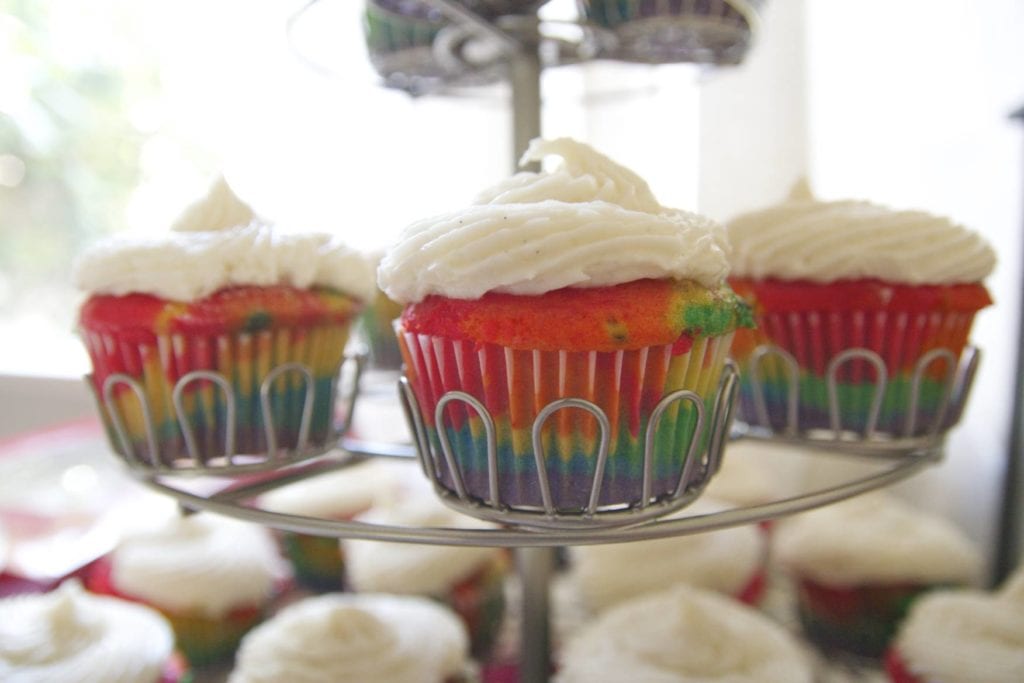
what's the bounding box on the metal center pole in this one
[507,15,554,682]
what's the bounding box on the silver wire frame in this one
[740,344,980,456]
[90,352,365,475]
[397,361,740,529]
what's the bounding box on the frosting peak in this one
[378,137,730,304]
[0,580,174,683]
[171,176,256,233]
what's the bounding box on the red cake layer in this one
[401,278,750,352]
[80,285,363,341]
[729,278,992,315]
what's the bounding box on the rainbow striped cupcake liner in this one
[580,0,763,65]
[398,328,739,526]
[84,324,362,474]
[732,310,981,444]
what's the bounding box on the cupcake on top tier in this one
[569,496,767,611]
[86,511,289,666]
[726,181,994,438]
[553,583,813,683]
[885,565,1024,683]
[74,178,375,469]
[379,137,752,514]
[774,492,982,659]
[344,494,508,658]
[229,592,475,683]
[0,580,189,683]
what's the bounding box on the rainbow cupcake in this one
[86,512,288,667]
[229,593,476,683]
[260,459,410,591]
[726,181,994,439]
[0,580,191,682]
[379,138,751,516]
[569,496,768,611]
[344,495,509,658]
[553,584,813,683]
[73,178,375,471]
[885,566,1024,683]
[774,493,982,660]
[580,0,763,65]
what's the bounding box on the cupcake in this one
[580,0,764,65]
[260,459,410,591]
[569,496,768,611]
[344,495,509,658]
[774,492,982,659]
[229,592,476,683]
[0,580,189,682]
[359,267,406,370]
[378,137,751,516]
[73,177,375,471]
[86,511,288,666]
[553,583,814,683]
[884,566,1024,683]
[363,1,541,94]
[727,181,995,439]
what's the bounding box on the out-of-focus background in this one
[1,0,1022,578]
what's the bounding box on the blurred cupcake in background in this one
[726,180,995,439]
[344,495,509,658]
[229,592,476,683]
[358,250,406,371]
[580,0,764,65]
[884,564,1024,683]
[0,579,190,682]
[74,177,375,470]
[569,497,768,612]
[260,459,411,591]
[86,512,289,667]
[774,492,982,660]
[554,583,813,683]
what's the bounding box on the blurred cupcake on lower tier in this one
[87,512,289,667]
[774,492,982,659]
[260,459,409,591]
[344,496,509,658]
[554,583,813,683]
[726,180,995,438]
[0,580,190,682]
[884,564,1024,683]
[569,497,768,611]
[229,592,477,683]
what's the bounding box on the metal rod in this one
[517,546,554,683]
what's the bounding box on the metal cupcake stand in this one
[89,3,982,681]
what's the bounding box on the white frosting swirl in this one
[895,588,1024,683]
[774,493,982,586]
[73,178,375,302]
[228,593,469,683]
[727,181,995,284]
[260,460,409,518]
[571,498,764,612]
[0,580,174,683]
[344,495,501,595]
[378,137,730,304]
[554,584,813,683]
[110,513,287,618]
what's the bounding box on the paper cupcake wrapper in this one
[445,553,509,659]
[281,532,345,592]
[794,579,945,659]
[581,0,759,65]
[84,324,351,468]
[731,309,978,437]
[399,329,734,511]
